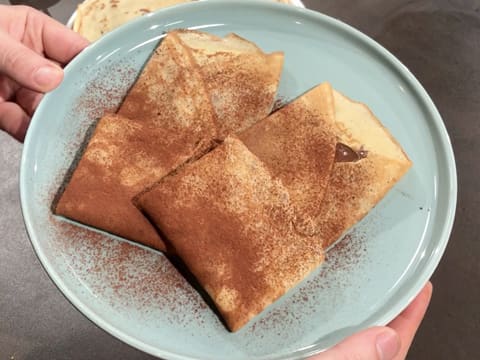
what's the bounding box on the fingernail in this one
[376,330,400,360]
[34,65,63,89]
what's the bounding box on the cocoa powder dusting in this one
[48,217,209,326]
[183,39,282,139]
[137,138,327,331]
[246,229,368,335]
[44,55,211,327]
[74,64,138,121]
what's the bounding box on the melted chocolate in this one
[335,143,368,163]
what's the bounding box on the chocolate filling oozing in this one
[335,143,368,163]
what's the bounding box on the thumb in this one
[0,30,63,93]
[313,327,401,360]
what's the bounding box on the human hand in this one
[0,5,89,141]
[311,281,433,360]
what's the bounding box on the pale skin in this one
[0,5,88,141]
[312,282,433,360]
[0,6,433,359]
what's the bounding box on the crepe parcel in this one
[56,34,217,251]
[174,30,284,138]
[315,90,412,248]
[241,83,411,239]
[74,0,194,42]
[136,137,325,331]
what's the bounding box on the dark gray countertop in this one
[1,0,478,358]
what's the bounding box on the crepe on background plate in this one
[55,113,166,250]
[74,0,194,42]
[73,0,296,42]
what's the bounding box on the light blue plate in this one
[20,1,457,359]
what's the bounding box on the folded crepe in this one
[74,0,194,42]
[241,82,411,243]
[117,32,217,146]
[174,30,284,138]
[55,114,164,250]
[239,82,338,236]
[136,137,325,331]
[55,33,217,252]
[120,29,283,139]
[316,89,412,249]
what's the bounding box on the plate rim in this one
[21,1,457,359]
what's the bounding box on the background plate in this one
[21,1,456,359]
[65,0,306,28]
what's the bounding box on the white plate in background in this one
[66,0,305,28]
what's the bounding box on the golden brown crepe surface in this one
[56,34,217,251]
[175,30,284,138]
[137,137,325,331]
[74,0,194,42]
[117,32,217,154]
[55,113,167,250]
[315,90,412,248]
[240,83,337,236]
